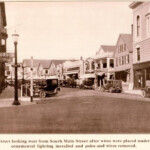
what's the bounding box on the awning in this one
[80,74,95,79]
[63,71,79,75]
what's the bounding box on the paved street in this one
[0,87,150,133]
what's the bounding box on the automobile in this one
[80,78,95,89]
[100,80,122,93]
[39,78,60,98]
[141,80,150,98]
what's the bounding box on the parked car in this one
[141,80,150,98]
[39,78,60,98]
[26,78,60,98]
[100,80,122,93]
[80,78,95,89]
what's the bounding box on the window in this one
[91,61,95,70]
[45,69,48,74]
[116,58,118,66]
[126,55,130,64]
[124,44,126,51]
[119,57,121,65]
[97,63,100,69]
[110,59,114,68]
[85,61,89,70]
[103,60,107,68]
[146,16,150,37]
[122,56,124,65]
[137,16,140,36]
[137,48,140,61]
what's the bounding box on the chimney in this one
[80,56,83,60]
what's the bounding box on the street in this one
[0,87,150,133]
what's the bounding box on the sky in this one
[5,2,133,62]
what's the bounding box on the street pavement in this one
[0,87,150,133]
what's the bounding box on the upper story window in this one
[97,62,100,69]
[91,61,95,70]
[125,55,130,64]
[146,16,150,37]
[116,58,118,66]
[110,59,114,68]
[85,61,89,70]
[137,47,140,61]
[137,16,140,36]
[103,60,107,68]
[118,44,126,53]
[45,69,48,74]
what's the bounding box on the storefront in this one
[133,61,150,89]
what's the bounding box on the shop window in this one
[137,16,140,36]
[137,47,140,61]
[146,68,150,80]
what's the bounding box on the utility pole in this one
[30,56,33,102]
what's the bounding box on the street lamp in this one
[12,32,20,105]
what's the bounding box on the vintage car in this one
[100,80,122,93]
[39,78,60,98]
[141,80,150,98]
[80,78,95,89]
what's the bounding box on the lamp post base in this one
[12,100,20,105]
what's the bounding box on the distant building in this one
[23,59,51,79]
[62,59,84,80]
[94,45,116,87]
[22,59,66,80]
[130,2,150,89]
[113,34,133,90]
[0,2,8,93]
[49,60,67,79]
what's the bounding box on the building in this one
[0,2,7,93]
[113,34,133,90]
[93,45,116,88]
[23,59,52,80]
[62,59,84,80]
[49,60,67,80]
[37,60,52,79]
[130,2,150,89]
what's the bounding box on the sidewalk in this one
[0,98,37,108]
[0,86,37,108]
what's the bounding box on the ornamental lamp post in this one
[12,32,20,105]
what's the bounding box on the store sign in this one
[0,52,14,62]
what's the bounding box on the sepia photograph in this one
[1,1,150,137]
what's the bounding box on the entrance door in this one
[134,69,145,89]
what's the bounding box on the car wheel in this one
[100,87,105,92]
[40,91,46,98]
[109,87,113,93]
[142,90,147,98]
